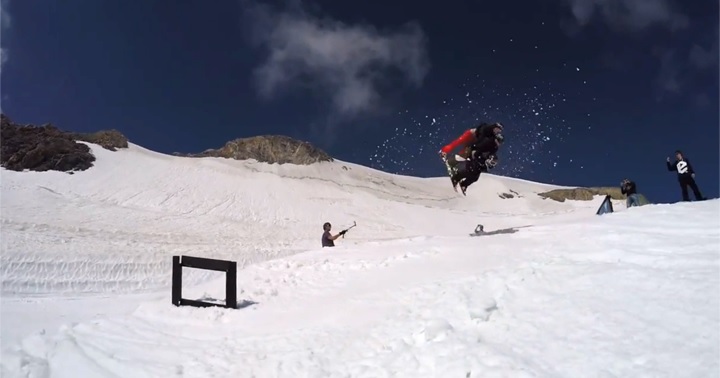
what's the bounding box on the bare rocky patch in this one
[175,135,333,165]
[538,187,649,204]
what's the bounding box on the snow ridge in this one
[1,142,718,377]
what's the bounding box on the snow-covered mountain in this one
[2,142,718,377]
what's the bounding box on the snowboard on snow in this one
[469,224,521,237]
[469,224,486,236]
[439,153,466,196]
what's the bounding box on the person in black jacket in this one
[439,122,504,194]
[620,179,640,208]
[666,150,705,201]
[451,152,499,193]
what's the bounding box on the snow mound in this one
[1,142,585,296]
[2,142,717,377]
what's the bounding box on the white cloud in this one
[655,48,682,95]
[561,0,688,32]
[0,0,10,75]
[0,0,10,112]
[0,48,7,72]
[0,0,9,29]
[652,41,719,101]
[557,0,709,101]
[244,1,430,118]
[689,42,719,70]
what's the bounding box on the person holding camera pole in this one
[620,178,640,208]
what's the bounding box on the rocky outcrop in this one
[538,187,650,204]
[0,114,129,173]
[178,135,333,165]
[70,130,128,151]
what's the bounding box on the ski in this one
[469,224,522,236]
[440,152,457,192]
[439,152,463,194]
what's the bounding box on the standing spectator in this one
[321,222,346,247]
[666,150,705,201]
[620,179,640,208]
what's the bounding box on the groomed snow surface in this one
[1,142,718,378]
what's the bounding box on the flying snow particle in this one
[369,75,577,180]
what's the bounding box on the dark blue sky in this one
[2,0,718,203]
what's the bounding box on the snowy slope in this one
[1,142,718,377]
[0,142,581,297]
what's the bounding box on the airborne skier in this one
[438,122,505,194]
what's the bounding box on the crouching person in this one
[322,222,346,248]
[621,179,640,208]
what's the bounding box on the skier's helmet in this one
[323,222,331,231]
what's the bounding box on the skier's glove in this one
[339,230,347,236]
[485,156,498,169]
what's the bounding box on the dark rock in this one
[0,113,129,173]
[70,130,128,151]
[1,115,95,172]
[181,135,333,165]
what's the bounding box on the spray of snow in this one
[369,78,575,180]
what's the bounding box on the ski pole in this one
[342,221,356,238]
